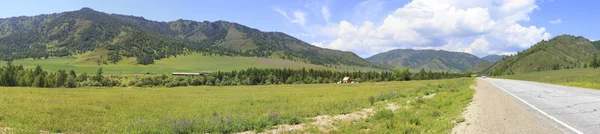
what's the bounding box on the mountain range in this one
[3,8,594,75]
[365,49,496,72]
[0,8,390,70]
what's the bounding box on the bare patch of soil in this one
[423,93,436,99]
[239,102,403,134]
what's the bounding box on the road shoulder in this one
[452,78,563,134]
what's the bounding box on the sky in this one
[0,0,598,58]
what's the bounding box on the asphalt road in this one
[486,78,600,134]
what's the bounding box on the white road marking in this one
[486,79,584,134]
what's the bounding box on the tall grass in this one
[0,79,467,133]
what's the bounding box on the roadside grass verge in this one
[0,78,469,133]
[329,78,474,133]
[498,68,600,90]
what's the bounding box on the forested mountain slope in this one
[366,49,487,72]
[481,55,506,62]
[0,8,389,69]
[483,35,600,75]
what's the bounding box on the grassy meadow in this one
[9,53,384,75]
[331,78,474,133]
[498,68,600,90]
[0,78,473,133]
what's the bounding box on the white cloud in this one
[291,10,308,26]
[274,8,308,26]
[273,7,290,20]
[321,7,331,22]
[311,41,328,48]
[549,19,562,24]
[313,0,551,57]
[465,36,490,56]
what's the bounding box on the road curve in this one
[486,78,600,134]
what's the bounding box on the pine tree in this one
[69,70,77,79]
[34,65,43,77]
[33,74,45,87]
[66,75,77,88]
[94,68,104,82]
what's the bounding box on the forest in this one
[0,62,470,88]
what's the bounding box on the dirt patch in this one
[1,126,12,134]
[239,103,403,134]
[386,103,401,111]
[423,93,436,99]
[451,79,562,134]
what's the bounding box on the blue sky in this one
[0,0,598,58]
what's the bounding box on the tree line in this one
[0,62,469,88]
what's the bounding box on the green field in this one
[0,78,473,133]
[498,68,600,90]
[9,53,384,75]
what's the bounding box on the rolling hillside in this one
[481,55,506,62]
[466,60,494,73]
[0,8,390,70]
[483,35,600,75]
[366,49,488,72]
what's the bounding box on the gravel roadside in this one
[452,78,563,134]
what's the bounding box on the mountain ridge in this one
[0,8,391,70]
[483,34,600,75]
[366,49,489,72]
[481,55,506,62]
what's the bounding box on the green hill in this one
[483,35,600,76]
[481,55,506,62]
[366,49,487,72]
[466,60,494,73]
[0,8,389,71]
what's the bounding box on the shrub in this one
[373,110,394,120]
[128,79,138,86]
[369,96,375,106]
[79,80,102,87]
[408,117,421,125]
[430,110,441,118]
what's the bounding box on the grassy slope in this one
[484,35,599,75]
[466,60,493,73]
[10,53,384,74]
[0,78,473,133]
[498,68,600,90]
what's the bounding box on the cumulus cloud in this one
[314,0,551,57]
[549,19,562,24]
